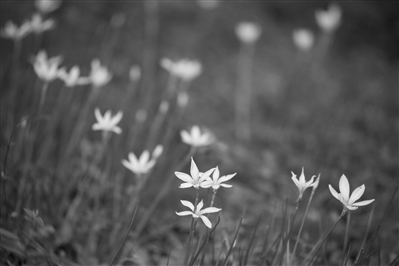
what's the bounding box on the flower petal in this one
[218,173,236,183]
[180,200,195,212]
[196,200,204,212]
[352,199,374,207]
[339,174,350,202]
[175,172,193,183]
[190,158,199,181]
[328,185,340,201]
[201,207,222,214]
[199,167,215,183]
[94,108,102,122]
[176,211,193,216]
[212,166,220,181]
[179,183,194,189]
[348,185,365,204]
[199,216,212,228]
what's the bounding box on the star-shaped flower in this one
[33,50,62,82]
[175,158,214,189]
[176,200,221,228]
[329,174,374,211]
[292,29,314,51]
[1,20,31,40]
[160,58,202,81]
[315,4,342,33]
[58,66,90,87]
[92,108,123,134]
[122,146,163,175]
[291,167,317,201]
[202,166,236,190]
[28,13,55,34]
[180,125,214,147]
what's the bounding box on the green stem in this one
[307,209,347,266]
[341,211,351,266]
[184,218,198,265]
[38,82,49,115]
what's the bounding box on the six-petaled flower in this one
[33,50,62,82]
[160,58,202,81]
[122,146,163,175]
[291,167,318,201]
[92,108,123,134]
[202,166,236,191]
[176,200,221,228]
[175,158,215,189]
[58,66,90,87]
[329,174,374,211]
[180,125,214,147]
[1,21,31,40]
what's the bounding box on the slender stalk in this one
[209,190,217,208]
[341,211,351,266]
[307,209,347,266]
[184,218,198,266]
[278,200,300,266]
[292,188,316,258]
[38,82,49,115]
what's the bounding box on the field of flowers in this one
[1,1,398,265]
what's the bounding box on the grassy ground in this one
[1,1,398,265]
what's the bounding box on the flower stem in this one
[307,209,347,266]
[184,218,197,265]
[341,211,351,266]
[38,82,49,115]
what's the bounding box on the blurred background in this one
[1,1,398,265]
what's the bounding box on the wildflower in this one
[235,22,262,44]
[33,50,62,82]
[122,146,163,175]
[176,200,221,228]
[329,174,374,211]
[292,29,314,51]
[160,58,202,81]
[28,13,55,34]
[58,66,90,87]
[35,0,62,14]
[202,166,236,190]
[315,4,342,33]
[291,167,317,201]
[180,125,214,147]
[1,21,31,40]
[175,158,215,189]
[89,59,112,87]
[92,108,123,134]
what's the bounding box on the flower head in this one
[122,146,163,175]
[92,108,123,134]
[58,66,90,87]
[329,174,374,211]
[35,0,62,14]
[235,22,262,44]
[292,29,314,51]
[202,166,236,190]
[89,59,112,87]
[180,125,214,147]
[315,4,342,33]
[175,158,215,189]
[1,21,31,40]
[33,50,62,82]
[28,13,55,34]
[291,167,317,201]
[176,200,221,228]
[160,58,202,81]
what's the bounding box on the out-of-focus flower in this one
[235,22,262,44]
[92,108,123,134]
[177,91,189,108]
[58,66,90,87]
[293,29,314,51]
[329,174,374,211]
[175,157,215,189]
[35,0,62,14]
[202,166,236,190]
[160,58,202,81]
[89,59,112,87]
[28,13,55,34]
[129,65,141,82]
[33,50,62,82]
[180,125,214,147]
[159,100,169,114]
[122,146,163,175]
[196,0,220,9]
[1,21,31,40]
[291,167,317,201]
[176,200,221,228]
[315,4,342,33]
[23,209,44,226]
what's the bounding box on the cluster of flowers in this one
[33,50,112,88]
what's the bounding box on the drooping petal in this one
[180,200,195,212]
[176,211,193,216]
[348,185,365,204]
[199,215,212,228]
[175,172,193,183]
[339,175,350,202]
[328,185,340,200]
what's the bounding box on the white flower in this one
[29,13,55,34]
[180,125,214,147]
[291,167,317,201]
[293,29,314,51]
[175,158,215,189]
[122,146,163,175]
[202,166,236,190]
[329,174,375,211]
[33,50,62,82]
[89,59,112,87]
[176,200,221,228]
[35,0,62,14]
[235,22,262,44]
[1,21,31,40]
[315,4,342,33]
[58,66,90,87]
[92,108,123,134]
[160,58,202,81]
